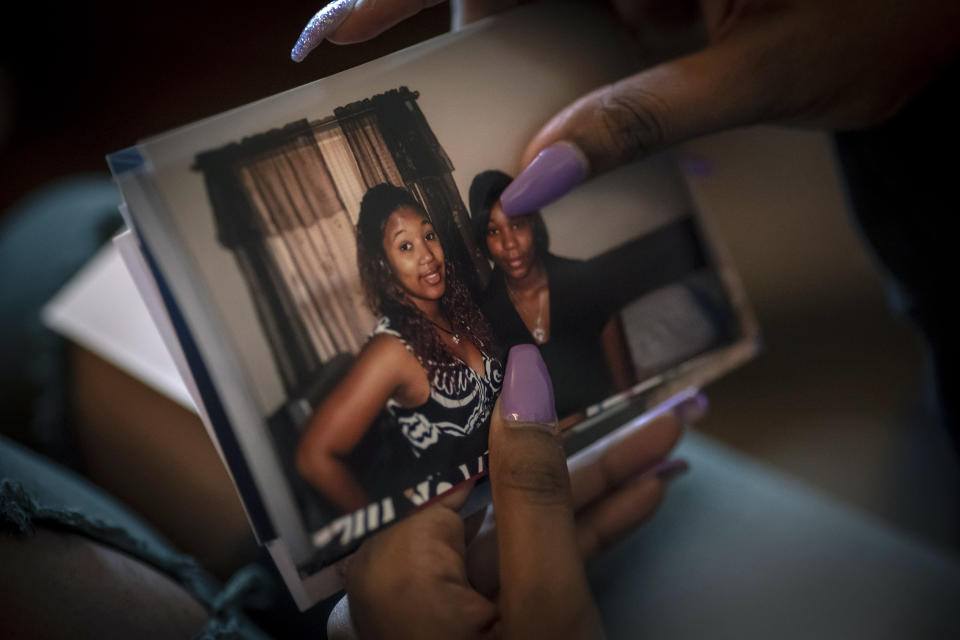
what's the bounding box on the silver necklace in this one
[508,285,548,344]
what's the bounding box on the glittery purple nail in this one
[291,0,359,63]
[500,142,589,216]
[501,344,557,424]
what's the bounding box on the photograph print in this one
[192,87,500,556]
[132,4,757,580]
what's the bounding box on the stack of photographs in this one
[107,4,758,609]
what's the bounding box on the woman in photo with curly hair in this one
[296,184,502,514]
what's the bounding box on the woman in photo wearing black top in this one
[470,169,715,423]
[469,170,638,424]
[297,184,501,514]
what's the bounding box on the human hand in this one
[331,345,705,639]
[497,0,960,214]
[290,0,960,212]
[464,381,703,599]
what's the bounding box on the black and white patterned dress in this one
[373,317,503,464]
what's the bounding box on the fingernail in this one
[500,141,589,216]
[291,0,359,62]
[674,390,708,424]
[643,458,689,482]
[646,387,708,424]
[501,344,557,425]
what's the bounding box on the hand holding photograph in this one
[108,3,757,608]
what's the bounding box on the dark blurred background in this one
[0,1,449,216]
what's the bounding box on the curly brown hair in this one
[356,184,497,378]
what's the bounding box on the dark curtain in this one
[195,121,319,396]
[193,88,486,412]
[335,87,489,291]
[331,110,405,189]
[194,119,372,399]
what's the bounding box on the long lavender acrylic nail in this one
[500,141,589,216]
[291,0,359,63]
[501,344,557,425]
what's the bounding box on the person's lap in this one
[589,431,960,639]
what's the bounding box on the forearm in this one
[298,450,369,514]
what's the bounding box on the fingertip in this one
[490,348,569,505]
[435,477,479,511]
[499,344,557,424]
[325,0,447,44]
[674,391,708,424]
[290,42,312,63]
[290,30,314,62]
[290,0,359,61]
[499,142,589,216]
[640,387,708,426]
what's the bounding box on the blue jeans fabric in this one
[0,176,273,638]
[0,175,122,464]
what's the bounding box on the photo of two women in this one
[195,87,741,535]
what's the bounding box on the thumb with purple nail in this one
[338,344,603,639]
[335,345,703,638]
[489,344,603,639]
